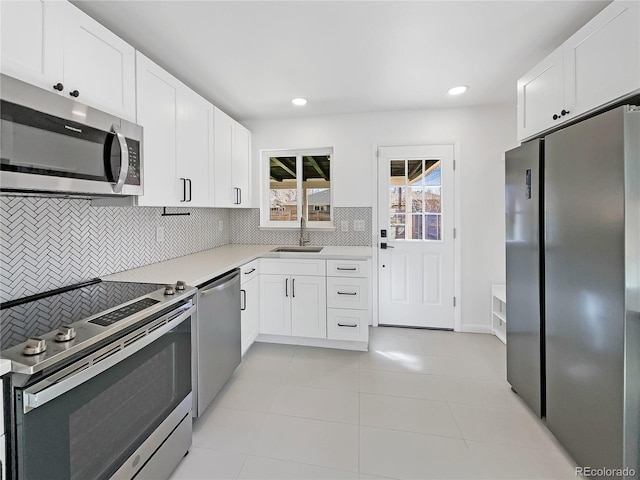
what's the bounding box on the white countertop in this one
[102,244,373,286]
[0,359,11,376]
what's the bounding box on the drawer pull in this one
[338,323,358,328]
[244,268,256,275]
[337,291,357,296]
[337,267,357,271]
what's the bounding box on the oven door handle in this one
[22,304,196,414]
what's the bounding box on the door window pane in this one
[409,214,423,240]
[425,214,441,240]
[425,160,441,186]
[409,186,424,212]
[390,187,406,213]
[390,214,405,239]
[303,155,331,222]
[425,187,441,213]
[407,160,424,186]
[269,156,297,221]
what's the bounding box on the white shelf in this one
[491,284,506,344]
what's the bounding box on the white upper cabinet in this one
[563,1,640,117]
[177,87,214,207]
[214,107,252,208]
[1,1,136,121]
[233,123,252,207]
[136,53,179,206]
[136,52,214,207]
[517,0,640,141]
[0,1,62,90]
[517,49,564,141]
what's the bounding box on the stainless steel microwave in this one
[0,74,143,197]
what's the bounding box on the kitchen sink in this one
[271,246,324,253]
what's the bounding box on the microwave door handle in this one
[111,124,129,194]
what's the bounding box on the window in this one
[389,158,442,240]
[262,148,333,228]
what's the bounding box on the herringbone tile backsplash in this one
[230,208,372,246]
[0,196,230,302]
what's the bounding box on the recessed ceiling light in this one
[448,85,468,96]
[291,97,308,106]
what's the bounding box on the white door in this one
[377,145,455,329]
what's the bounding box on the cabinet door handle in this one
[336,267,357,271]
[187,178,192,202]
[337,291,357,296]
[69,90,80,98]
[53,82,64,92]
[292,278,295,298]
[561,109,570,116]
[238,188,242,205]
[241,289,246,311]
[244,268,256,275]
[285,278,288,297]
[338,323,358,328]
[180,178,187,202]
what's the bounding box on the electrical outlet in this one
[353,220,365,232]
[218,220,224,232]
[341,220,349,232]
[156,226,165,243]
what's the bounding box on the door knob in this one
[53,82,64,91]
[69,90,80,98]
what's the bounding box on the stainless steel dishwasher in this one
[193,269,241,417]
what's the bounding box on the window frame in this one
[260,147,334,229]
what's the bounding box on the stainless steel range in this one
[0,279,196,480]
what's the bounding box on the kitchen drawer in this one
[259,258,326,276]
[327,277,368,310]
[327,259,369,278]
[327,308,369,342]
[240,260,259,283]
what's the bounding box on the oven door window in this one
[17,323,191,480]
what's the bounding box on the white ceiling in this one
[72,0,610,122]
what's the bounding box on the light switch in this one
[354,220,365,232]
[156,226,165,243]
[341,220,349,232]
[218,220,224,232]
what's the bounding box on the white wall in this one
[244,104,517,332]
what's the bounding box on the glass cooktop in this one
[0,280,166,351]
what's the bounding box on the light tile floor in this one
[170,327,578,480]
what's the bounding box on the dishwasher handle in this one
[199,270,240,297]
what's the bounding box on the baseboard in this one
[256,334,368,351]
[460,324,492,334]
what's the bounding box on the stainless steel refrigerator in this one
[505,105,640,474]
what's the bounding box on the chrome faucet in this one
[299,216,310,246]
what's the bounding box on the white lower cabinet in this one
[326,259,370,343]
[240,261,259,356]
[259,273,327,339]
[327,309,369,342]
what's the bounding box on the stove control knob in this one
[23,337,47,356]
[54,325,76,342]
[164,285,175,296]
[175,280,186,291]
